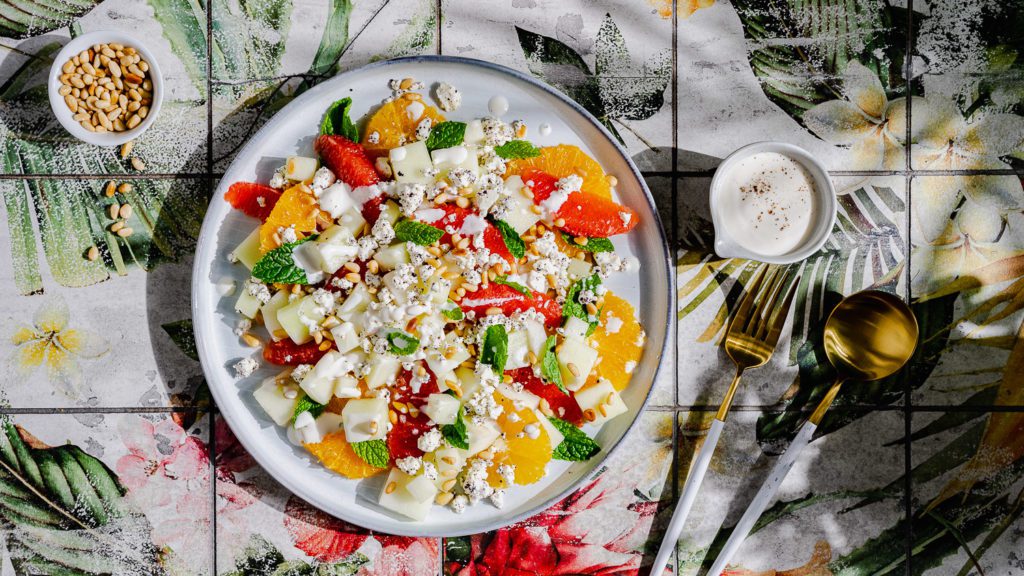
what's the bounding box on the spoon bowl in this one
[823,291,918,381]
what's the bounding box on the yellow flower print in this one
[803,61,914,172]
[10,296,109,396]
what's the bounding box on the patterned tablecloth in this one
[2,0,1024,574]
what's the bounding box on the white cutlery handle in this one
[705,420,818,576]
[650,418,726,576]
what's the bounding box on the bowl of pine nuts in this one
[48,30,163,146]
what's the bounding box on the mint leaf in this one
[251,235,319,284]
[320,97,359,142]
[548,417,600,461]
[351,439,389,468]
[561,232,614,253]
[394,219,445,245]
[387,330,420,355]
[540,336,566,394]
[441,406,469,449]
[494,275,532,298]
[442,300,465,321]
[425,121,466,151]
[563,274,601,332]
[480,324,508,374]
[494,140,541,159]
[293,393,325,422]
[492,219,525,259]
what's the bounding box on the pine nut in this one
[607,175,618,187]
[80,120,95,132]
[107,203,120,220]
[131,157,145,171]
[567,363,580,377]
[343,261,360,273]
[435,492,454,506]
[110,221,124,233]
[127,114,141,129]
[442,478,457,491]
[399,77,414,90]
[104,181,117,197]
[118,182,133,193]
[554,218,566,228]
[119,204,133,219]
[120,141,134,159]
[62,60,75,74]
[385,481,397,495]
[86,246,99,261]
[58,85,72,96]
[583,409,597,422]
[242,333,261,347]
[138,105,149,119]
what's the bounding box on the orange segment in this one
[589,292,644,391]
[361,98,445,157]
[305,430,384,479]
[490,393,551,487]
[505,144,612,199]
[259,185,318,252]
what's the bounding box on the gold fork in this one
[650,266,798,576]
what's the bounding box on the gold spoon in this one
[706,290,918,575]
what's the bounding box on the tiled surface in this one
[1,0,1023,575]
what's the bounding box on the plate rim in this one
[192,54,672,536]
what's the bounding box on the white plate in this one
[192,55,671,536]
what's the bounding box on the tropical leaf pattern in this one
[1,0,1024,574]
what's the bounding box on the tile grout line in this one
[670,0,681,563]
[903,1,915,573]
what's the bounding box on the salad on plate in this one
[223,78,644,521]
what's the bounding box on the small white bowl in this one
[709,141,837,264]
[48,30,164,147]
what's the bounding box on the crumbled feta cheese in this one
[371,217,396,244]
[279,225,298,244]
[291,364,312,382]
[624,360,637,374]
[232,357,259,378]
[417,427,443,452]
[245,279,272,304]
[619,211,631,226]
[435,82,461,112]
[311,288,337,312]
[481,116,513,146]
[357,236,380,260]
[368,131,381,144]
[269,166,287,189]
[395,183,427,217]
[497,464,515,484]
[451,494,468,514]
[448,168,477,188]
[311,167,336,192]
[421,460,438,481]
[489,490,505,509]
[465,387,503,420]
[396,456,422,475]
[594,251,626,279]
[524,423,540,440]
[233,318,251,336]
[415,117,433,141]
[462,459,494,502]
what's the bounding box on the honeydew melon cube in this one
[465,418,501,456]
[300,351,348,404]
[342,397,388,443]
[563,317,590,340]
[534,410,564,448]
[377,200,402,227]
[463,119,485,146]
[567,258,593,281]
[254,377,298,426]
[425,275,452,305]
[234,289,262,319]
[315,412,345,438]
[405,473,438,504]
[337,284,371,321]
[522,319,547,358]
[505,330,530,370]
[501,176,542,234]
[383,270,414,304]
[557,336,598,391]
[365,353,401,389]
[336,207,366,237]
[261,291,290,341]
[285,156,318,181]
[329,321,359,353]
[433,447,465,482]
[426,332,469,385]
[430,145,478,177]
[316,229,358,274]
[455,366,481,400]
[423,393,460,425]
[390,141,433,184]
[496,382,540,410]
[378,468,433,520]
[375,243,409,271]
[277,295,325,345]
[294,411,322,444]
[333,374,360,399]
[232,228,262,269]
[291,242,326,284]
[573,379,627,425]
[318,182,354,218]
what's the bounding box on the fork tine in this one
[727,266,768,337]
[760,274,800,347]
[752,269,789,340]
[744,267,780,334]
